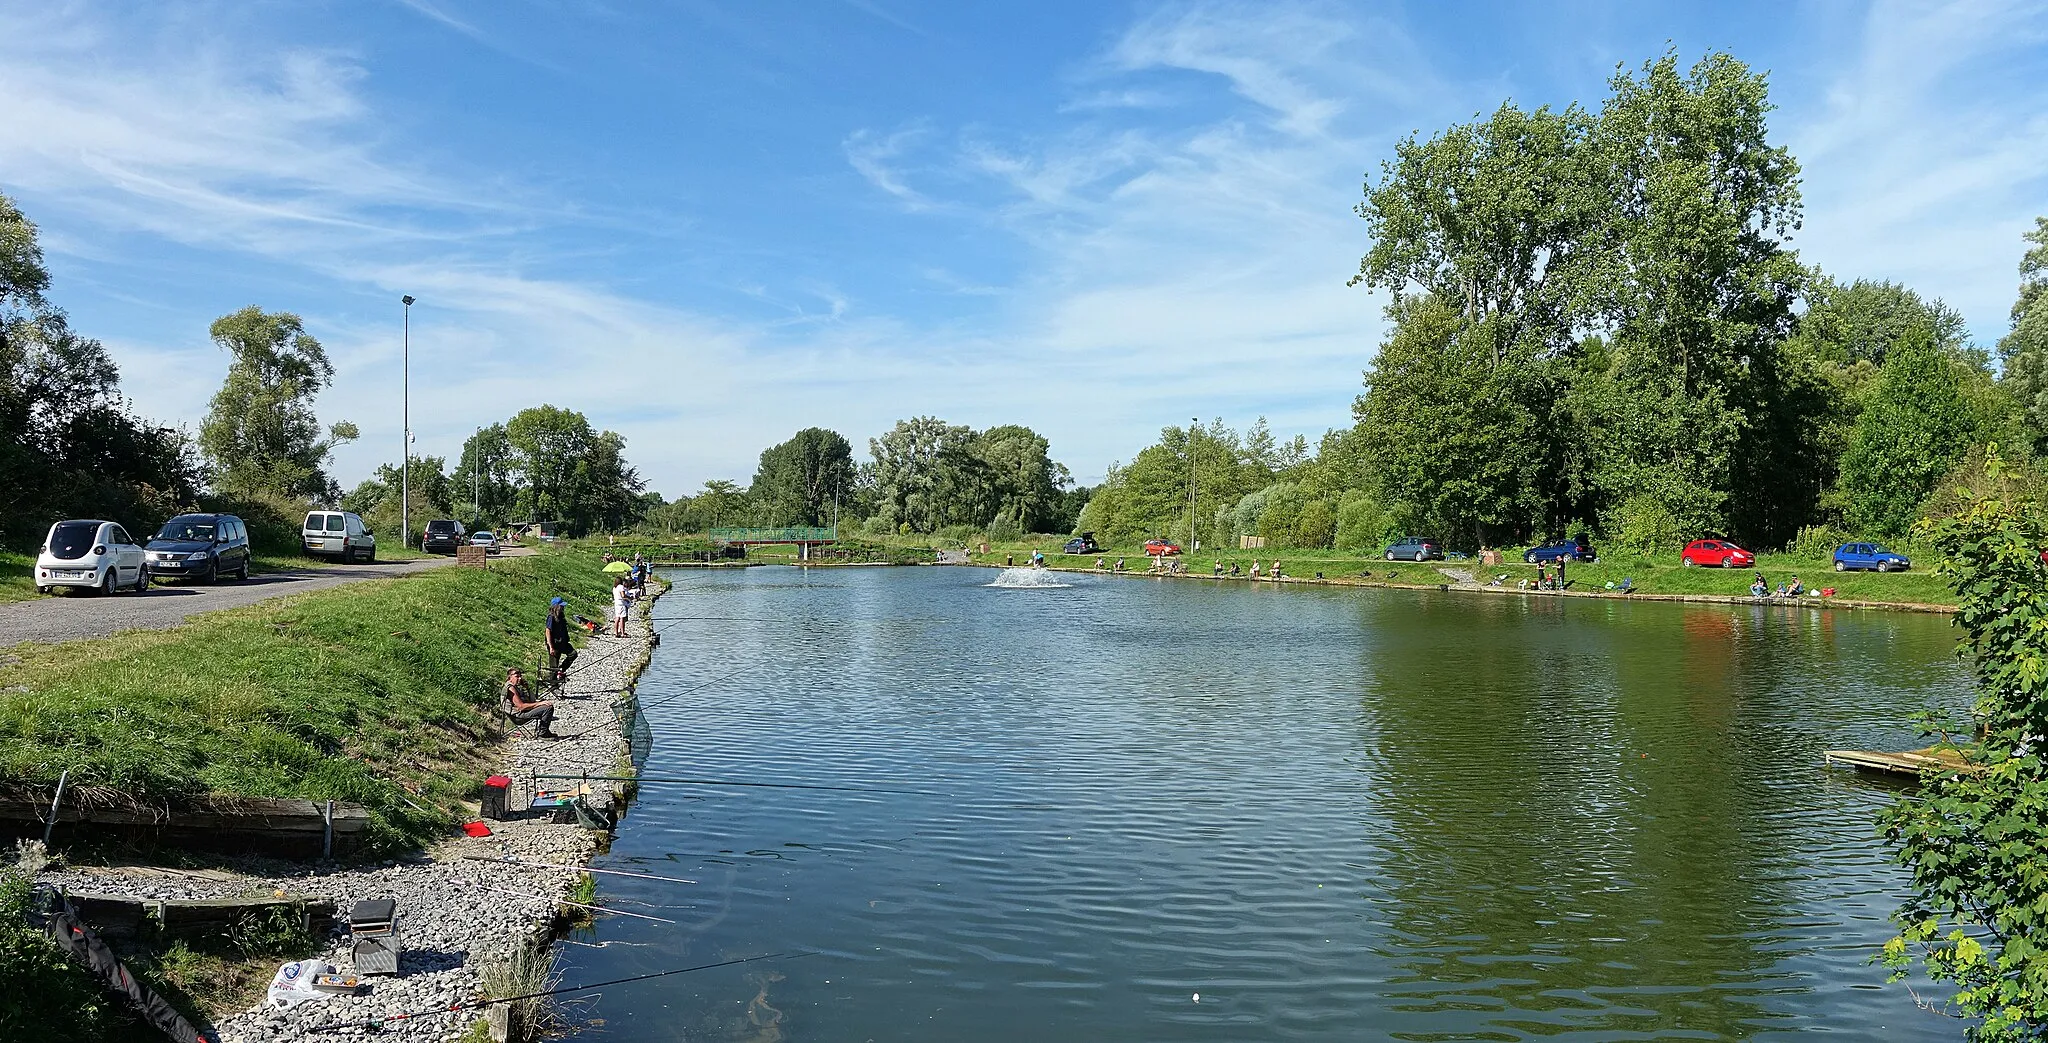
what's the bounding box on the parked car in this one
[34,519,148,595]
[1063,532,1101,555]
[302,510,377,563]
[470,530,502,555]
[1384,536,1444,561]
[1680,539,1754,568]
[1142,538,1182,556]
[1525,537,1597,564]
[422,518,467,554]
[145,512,250,584]
[1834,542,1910,572]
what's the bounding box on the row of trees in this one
[341,406,646,542]
[641,419,1087,540]
[1082,52,2048,556]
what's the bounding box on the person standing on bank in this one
[611,575,630,637]
[544,597,578,688]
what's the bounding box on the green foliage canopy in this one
[1881,457,2048,1039]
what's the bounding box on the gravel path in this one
[36,576,654,1042]
[0,557,475,647]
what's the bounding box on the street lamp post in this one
[401,295,414,551]
[1187,417,1200,556]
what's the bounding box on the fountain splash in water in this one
[985,567,1070,589]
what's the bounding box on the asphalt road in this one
[1,555,466,647]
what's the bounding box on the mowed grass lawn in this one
[0,550,612,853]
[968,542,1959,607]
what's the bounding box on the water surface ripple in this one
[558,567,1963,1041]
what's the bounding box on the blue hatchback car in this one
[1524,537,1597,564]
[1833,542,1910,572]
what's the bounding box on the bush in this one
[984,515,1022,542]
[0,867,135,1039]
[1881,459,2048,1039]
[1603,495,1683,554]
[1294,499,1337,549]
[1788,523,1850,559]
[1335,494,1389,551]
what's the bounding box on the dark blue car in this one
[1524,537,1596,564]
[1833,542,1910,572]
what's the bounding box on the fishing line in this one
[475,884,679,924]
[530,772,926,795]
[305,950,813,1033]
[621,662,762,715]
[462,854,697,885]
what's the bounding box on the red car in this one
[1681,539,1755,568]
[1143,539,1182,556]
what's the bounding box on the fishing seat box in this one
[348,899,401,976]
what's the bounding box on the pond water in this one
[556,566,1967,1042]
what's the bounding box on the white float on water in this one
[985,567,1070,589]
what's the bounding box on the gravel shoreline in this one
[37,580,660,1042]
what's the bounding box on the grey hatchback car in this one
[145,513,251,583]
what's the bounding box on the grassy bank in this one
[964,541,1960,607]
[0,549,612,854]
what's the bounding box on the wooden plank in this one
[68,894,337,941]
[1824,747,1977,775]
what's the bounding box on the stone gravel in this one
[36,579,658,1043]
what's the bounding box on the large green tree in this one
[1353,296,1548,546]
[972,424,1070,533]
[1838,329,1981,537]
[502,405,643,534]
[1998,218,2048,451]
[198,307,356,501]
[750,427,856,527]
[868,416,988,533]
[451,423,515,524]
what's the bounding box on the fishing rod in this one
[629,662,762,713]
[531,771,924,795]
[306,950,812,1034]
[475,884,679,924]
[462,854,697,885]
[552,614,833,686]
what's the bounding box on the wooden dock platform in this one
[1823,747,1976,776]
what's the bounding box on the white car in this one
[302,510,376,563]
[470,531,502,555]
[34,519,149,595]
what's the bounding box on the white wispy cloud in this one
[1786,0,2048,341]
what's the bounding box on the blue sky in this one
[3,0,2045,496]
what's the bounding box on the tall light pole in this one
[1187,417,1200,556]
[401,295,414,550]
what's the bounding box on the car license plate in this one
[157,560,181,569]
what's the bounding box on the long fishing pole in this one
[616,662,763,717]
[306,951,810,1034]
[554,614,834,685]
[462,854,697,885]
[475,884,679,924]
[531,772,922,795]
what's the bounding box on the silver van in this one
[302,510,377,563]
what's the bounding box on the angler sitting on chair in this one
[502,667,558,738]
